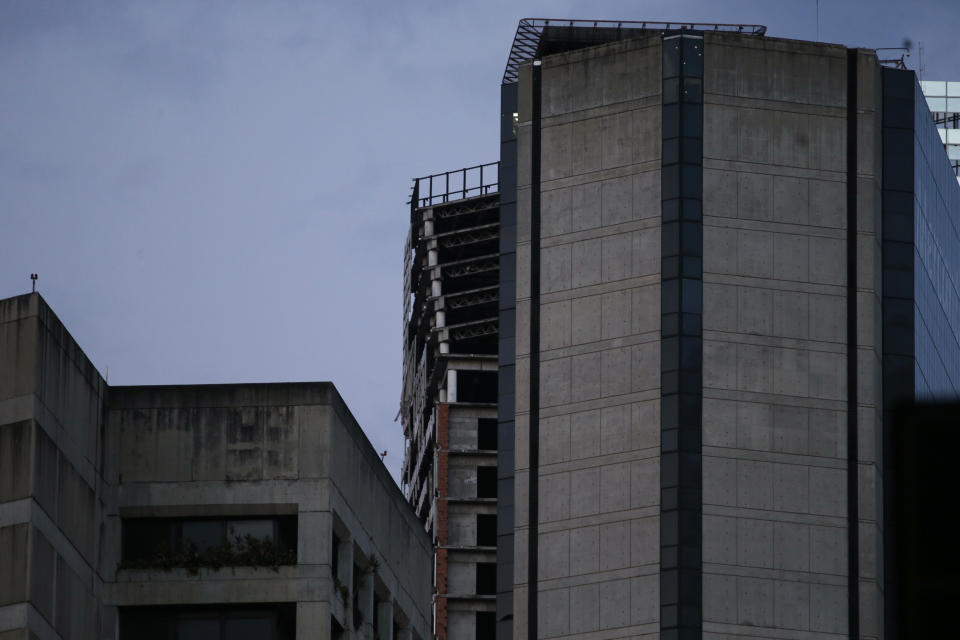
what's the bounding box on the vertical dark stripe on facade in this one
[496,81,518,640]
[527,60,542,640]
[879,66,917,640]
[660,32,703,639]
[845,48,861,640]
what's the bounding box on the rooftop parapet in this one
[502,18,767,84]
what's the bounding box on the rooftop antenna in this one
[380,450,387,461]
[877,47,910,70]
[816,0,820,41]
[30,273,37,292]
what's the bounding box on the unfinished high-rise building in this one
[400,164,501,640]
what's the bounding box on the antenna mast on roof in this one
[817,0,821,41]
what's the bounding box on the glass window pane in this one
[663,137,680,165]
[927,97,947,112]
[663,104,680,139]
[681,104,702,138]
[225,618,274,640]
[663,77,680,104]
[947,81,960,97]
[947,98,960,112]
[663,38,681,78]
[124,519,175,561]
[682,77,702,103]
[228,520,274,543]
[921,81,946,96]
[178,618,220,640]
[681,37,703,77]
[182,520,224,552]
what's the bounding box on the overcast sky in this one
[1,0,956,484]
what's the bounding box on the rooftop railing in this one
[411,162,500,209]
[503,18,768,84]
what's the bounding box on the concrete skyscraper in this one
[404,18,960,640]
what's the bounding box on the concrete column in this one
[446,369,457,403]
[376,601,394,640]
[335,536,353,627]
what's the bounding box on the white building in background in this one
[920,80,960,184]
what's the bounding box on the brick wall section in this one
[436,403,450,639]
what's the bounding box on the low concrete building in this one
[0,292,431,640]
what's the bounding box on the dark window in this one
[120,605,295,640]
[477,514,497,547]
[331,532,341,578]
[477,466,497,498]
[121,516,297,568]
[476,562,497,595]
[477,418,498,450]
[331,616,345,640]
[476,611,496,637]
[457,371,498,403]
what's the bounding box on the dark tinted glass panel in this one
[662,198,680,222]
[682,77,702,103]
[681,279,702,313]
[662,222,680,257]
[179,618,220,640]
[476,562,497,595]
[122,517,296,565]
[663,138,680,165]
[680,139,702,164]
[663,77,680,104]
[182,520,224,552]
[477,466,497,498]
[680,105,703,138]
[662,280,680,313]
[230,618,279,640]
[681,38,703,76]
[680,165,702,198]
[663,39,681,77]
[681,257,702,279]
[120,606,293,640]
[680,198,701,221]
[124,519,175,561]
[663,104,680,139]
[680,222,702,256]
